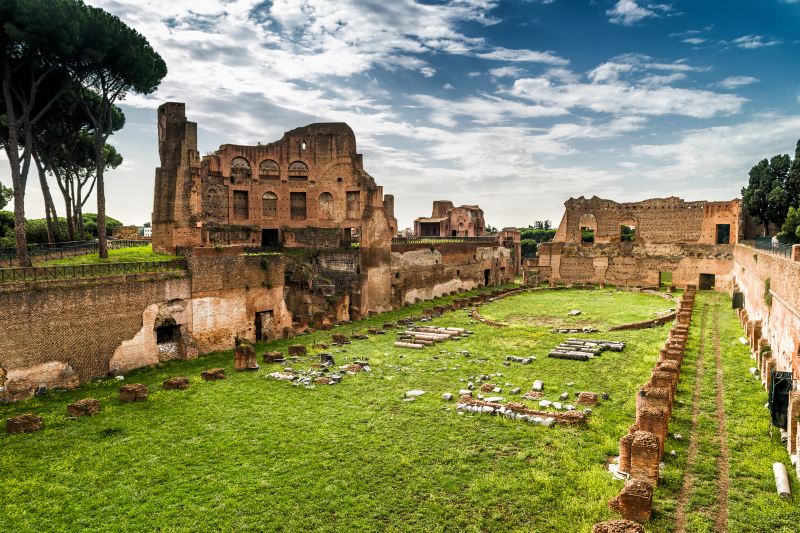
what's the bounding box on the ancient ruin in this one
[413,201,486,237]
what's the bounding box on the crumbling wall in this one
[539,241,733,289]
[733,245,800,373]
[0,274,192,401]
[390,244,513,306]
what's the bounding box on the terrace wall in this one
[732,244,800,374]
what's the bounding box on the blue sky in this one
[13,0,800,229]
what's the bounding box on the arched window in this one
[620,216,637,242]
[578,213,597,243]
[259,159,279,180]
[288,161,308,182]
[319,192,334,219]
[262,192,277,218]
[230,157,251,179]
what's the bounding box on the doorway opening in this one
[699,273,716,290]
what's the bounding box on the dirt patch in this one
[712,302,730,532]
[675,302,707,533]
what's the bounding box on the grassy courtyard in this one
[37,244,179,266]
[0,288,795,531]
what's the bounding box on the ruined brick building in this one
[535,196,747,289]
[414,201,486,237]
[152,103,397,251]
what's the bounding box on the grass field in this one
[0,288,795,531]
[38,244,179,266]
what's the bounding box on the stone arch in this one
[259,159,279,180]
[318,192,334,219]
[263,192,278,218]
[230,157,251,178]
[620,214,638,242]
[288,161,309,181]
[578,213,597,243]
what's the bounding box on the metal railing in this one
[392,236,498,245]
[0,259,187,283]
[0,239,149,267]
[742,239,795,259]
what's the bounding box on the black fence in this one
[0,239,149,267]
[391,236,498,245]
[743,238,794,259]
[0,259,187,283]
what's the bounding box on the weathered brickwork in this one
[537,196,744,289]
[414,200,486,237]
[152,102,397,252]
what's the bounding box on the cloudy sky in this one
[12,0,800,229]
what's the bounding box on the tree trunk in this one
[54,168,75,242]
[94,134,107,258]
[2,79,31,266]
[33,152,57,244]
[764,220,770,238]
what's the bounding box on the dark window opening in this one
[156,323,180,344]
[699,273,715,290]
[716,224,731,244]
[261,229,280,247]
[233,191,249,219]
[255,310,274,341]
[290,192,306,219]
[420,222,440,236]
[621,225,635,242]
[581,227,595,243]
[451,230,457,236]
[484,269,491,286]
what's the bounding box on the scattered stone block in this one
[163,377,190,390]
[288,345,307,356]
[480,383,495,392]
[119,383,148,403]
[532,380,544,391]
[6,413,43,434]
[263,351,286,363]
[234,340,259,371]
[442,393,453,401]
[67,398,100,417]
[405,389,426,398]
[201,368,226,381]
[578,392,600,405]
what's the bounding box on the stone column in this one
[629,430,660,486]
[608,479,653,524]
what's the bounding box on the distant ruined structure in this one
[414,201,486,237]
[536,196,748,290]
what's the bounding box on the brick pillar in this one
[751,320,762,353]
[629,430,660,486]
[635,399,669,458]
[608,479,653,524]
[618,432,634,475]
[787,391,800,455]
[792,244,800,262]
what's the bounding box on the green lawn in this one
[480,288,674,329]
[0,288,795,531]
[37,244,179,266]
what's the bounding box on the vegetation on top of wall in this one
[0,212,123,248]
[779,205,800,243]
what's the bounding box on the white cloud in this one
[716,76,759,89]
[476,46,569,65]
[442,83,455,90]
[732,35,781,49]
[682,37,705,45]
[420,66,436,77]
[630,114,800,194]
[606,1,672,26]
[489,66,523,78]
